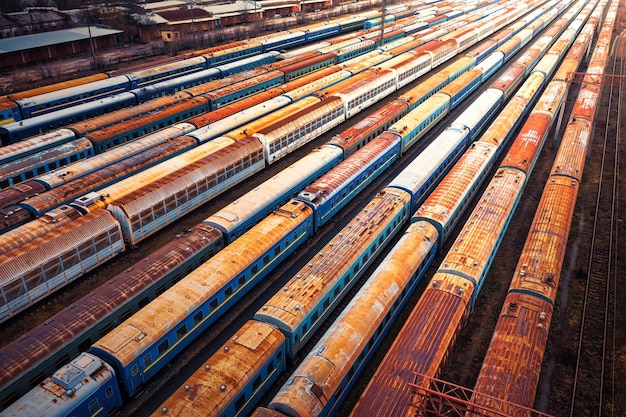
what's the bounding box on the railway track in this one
[569,27,625,417]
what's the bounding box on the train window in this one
[144,355,152,368]
[176,325,187,340]
[100,323,113,337]
[323,298,330,310]
[139,297,150,308]
[210,298,218,310]
[235,394,247,412]
[194,311,203,325]
[105,386,114,399]
[54,355,70,369]
[334,287,340,298]
[263,255,270,265]
[251,264,258,275]
[120,309,133,322]
[79,338,92,352]
[158,340,170,356]
[88,399,100,415]
[312,311,319,323]
[274,246,280,257]
[266,360,275,373]
[238,275,246,286]
[335,384,343,401]
[225,286,233,297]
[253,375,263,391]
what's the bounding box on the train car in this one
[296,134,401,230]
[11,136,199,229]
[201,41,264,66]
[204,71,284,110]
[264,220,439,417]
[129,68,221,103]
[0,181,47,209]
[67,91,193,138]
[105,138,264,247]
[14,75,131,119]
[439,67,484,109]
[125,56,208,89]
[391,92,450,153]
[0,353,123,417]
[279,53,338,82]
[0,225,224,411]
[304,22,341,41]
[256,188,411,355]
[90,200,313,398]
[0,138,94,188]
[0,93,137,144]
[254,96,345,164]
[4,73,110,103]
[334,69,398,119]
[0,205,80,256]
[204,144,343,243]
[155,321,286,417]
[260,32,307,51]
[0,209,125,323]
[328,98,410,157]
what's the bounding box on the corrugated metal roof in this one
[0,26,123,54]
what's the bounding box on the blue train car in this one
[130,68,221,102]
[157,321,287,417]
[14,75,131,119]
[1,353,123,417]
[0,92,136,144]
[125,56,209,89]
[256,188,412,356]
[218,51,280,77]
[296,135,401,230]
[202,42,264,66]
[90,201,314,398]
[0,138,94,188]
[206,71,285,111]
[260,32,307,51]
[204,144,343,243]
[304,23,341,41]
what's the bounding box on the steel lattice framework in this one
[406,372,555,417]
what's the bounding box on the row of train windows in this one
[348,80,395,108]
[85,386,116,415]
[233,356,282,413]
[268,108,343,154]
[113,108,201,144]
[401,61,431,81]
[1,150,93,187]
[29,230,121,283]
[214,81,278,106]
[326,155,393,210]
[297,213,400,342]
[34,88,124,111]
[132,157,260,226]
[136,229,302,372]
